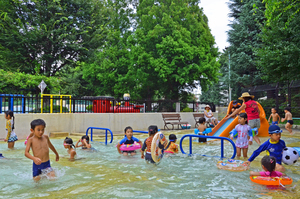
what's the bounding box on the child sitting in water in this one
[164,134,178,154]
[117,126,143,156]
[141,125,167,163]
[64,137,76,160]
[245,125,286,172]
[250,156,285,177]
[25,119,59,181]
[197,117,207,143]
[230,113,253,158]
[76,135,91,149]
[281,107,293,135]
[268,108,280,125]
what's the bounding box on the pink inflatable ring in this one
[118,142,141,151]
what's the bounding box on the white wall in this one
[0,112,217,139]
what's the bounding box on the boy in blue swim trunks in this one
[25,119,59,181]
[245,125,286,172]
[268,108,280,125]
[117,126,143,156]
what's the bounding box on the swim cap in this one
[268,125,282,134]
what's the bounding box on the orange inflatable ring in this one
[250,176,293,186]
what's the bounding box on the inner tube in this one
[118,142,141,151]
[217,159,249,172]
[151,132,166,163]
[250,176,293,186]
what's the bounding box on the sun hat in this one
[238,92,254,100]
[268,125,282,134]
[205,105,211,109]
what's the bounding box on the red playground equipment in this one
[92,94,144,113]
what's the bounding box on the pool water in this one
[1,130,300,199]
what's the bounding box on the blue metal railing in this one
[179,134,236,159]
[86,127,113,145]
[0,94,25,113]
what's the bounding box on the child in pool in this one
[64,137,76,160]
[76,135,91,149]
[230,113,253,158]
[250,156,285,177]
[141,125,167,163]
[4,110,18,148]
[281,107,293,135]
[117,126,143,156]
[245,125,286,172]
[164,134,178,154]
[25,119,59,181]
[197,117,207,143]
[268,108,280,125]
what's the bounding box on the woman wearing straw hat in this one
[204,105,217,127]
[227,92,261,145]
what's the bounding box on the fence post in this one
[176,102,180,112]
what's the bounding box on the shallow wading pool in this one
[1,130,300,198]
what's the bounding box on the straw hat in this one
[205,105,211,109]
[238,92,254,100]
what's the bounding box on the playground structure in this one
[207,101,269,137]
[41,94,72,113]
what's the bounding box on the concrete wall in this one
[0,112,217,139]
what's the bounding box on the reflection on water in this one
[0,131,300,198]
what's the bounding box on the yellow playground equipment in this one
[41,94,72,113]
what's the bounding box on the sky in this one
[199,0,231,52]
[192,0,231,96]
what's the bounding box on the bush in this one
[182,107,193,112]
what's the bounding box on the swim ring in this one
[250,176,292,186]
[117,142,141,151]
[151,132,167,163]
[217,159,249,171]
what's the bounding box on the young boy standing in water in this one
[25,119,59,181]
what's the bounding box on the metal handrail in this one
[86,127,113,145]
[179,134,236,159]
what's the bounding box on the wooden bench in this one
[162,113,189,130]
[193,113,204,128]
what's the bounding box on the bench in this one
[193,113,204,128]
[162,113,189,130]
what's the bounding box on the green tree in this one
[227,0,266,97]
[256,0,300,82]
[129,0,219,100]
[82,0,135,98]
[0,0,109,76]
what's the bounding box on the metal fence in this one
[242,80,300,118]
[0,95,215,114]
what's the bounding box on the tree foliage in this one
[227,0,266,98]
[0,0,109,76]
[256,0,300,82]
[0,69,61,94]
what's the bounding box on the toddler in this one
[164,134,178,154]
[230,113,253,158]
[4,110,18,148]
[64,137,76,160]
[268,108,280,125]
[281,107,293,135]
[250,156,285,177]
[76,135,91,149]
[117,126,143,156]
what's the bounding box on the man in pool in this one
[25,119,59,181]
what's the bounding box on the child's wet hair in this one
[124,126,133,133]
[5,110,15,130]
[30,119,46,130]
[239,113,248,124]
[64,137,75,148]
[199,117,206,124]
[261,155,276,175]
[169,134,177,141]
[81,135,90,144]
[272,107,277,112]
[284,107,291,112]
[148,125,158,135]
